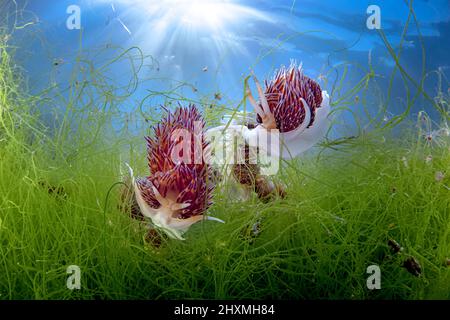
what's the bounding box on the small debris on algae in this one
[388,239,403,254]
[403,257,422,277]
[38,181,68,199]
[435,171,445,182]
[240,219,263,244]
[52,58,64,66]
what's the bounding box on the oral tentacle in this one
[171,202,191,211]
[151,185,168,207]
[251,71,271,115]
[295,98,312,134]
[168,215,205,231]
[246,87,265,119]
[133,178,158,219]
[206,216,225,223]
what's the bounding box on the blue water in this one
[7,0,450,125]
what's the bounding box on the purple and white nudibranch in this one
[206,62,330,160]
[127,105,223,240]
[244,62,331,159]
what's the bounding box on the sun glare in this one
[109,0,271,33]
[94,0,273,78]
[179,1,230,29]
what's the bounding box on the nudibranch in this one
[127,105,223,240]
[244,62,330,159]
[206,62,330,160]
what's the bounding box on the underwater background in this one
[0,0,449,299]
[10,0,450,126]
